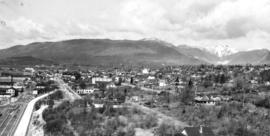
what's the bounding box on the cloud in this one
[192,0,270,39]
[0,0,270,50]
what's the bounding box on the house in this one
[0,87,18,97]
[35,83,47,90]
[224,83,233,88]
[182,126,215,136]
[94,103,104,108]
[76,88,98,95]
[159,79,167,87]
[265,81,270,86]
[142,68,150,74]
[194,96,216,105]
[0,76,26,83]
[106,82,116,89]
[148,76,155,80]
[0,76,25,92]
[210,96,221,102]
[23,68,35,76]
[130,96,140,102]
[92,77,112,84]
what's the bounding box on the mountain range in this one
[0,38,269,65]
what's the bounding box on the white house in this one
[159,79,167,87]
[106,82,116,89]
[142,68,150,74]
[147,76,155,80]
[265,81,270,86]
[92,77,112,84]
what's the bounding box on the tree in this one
[203,81,212,88]
[130,77,134,84]
[98,83,107,97]
[235,77,244,89]
[220,74,226,84]
[255,97,270,108]
[188,79,193,88]
[175,77,180,86]
[44,118,65,133]
[234,122,257,136]
[48,99,54,108]
[155,122,178,136]
[74,72,81,80]
[260,70,270,82]
[181,86,195,105]
[79,82,87,89]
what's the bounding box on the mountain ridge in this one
[0,39,205,66]
[0,38,269,65]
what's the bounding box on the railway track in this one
[9,104,27,136]
[0,103,29,136]
[14,91,56,136]
[0,107,19,136]
[0,114,11,135]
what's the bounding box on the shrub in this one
[155,122,179,136]
[255,97,270,108]
[143,114,158,129]
[34,101,41,111]
[44,118,65,133]
[49,90,64,100]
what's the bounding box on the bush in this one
[255,97,270,108]
[49,90,64,100]
[44,118,65,133]
[142,114,158,129]
[114,126,135,136]
[155,122,179,136]
[34,101,41,111]
[48,99,54,108]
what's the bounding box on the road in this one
[54,78,82,100]
[13,91,55,136]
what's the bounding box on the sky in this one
[0,0,270,51]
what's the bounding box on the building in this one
[24,68,35,76]
[0,76,25,92]
[92,77,112,84]
[0,76,26,85]
[34,82,47,94]
[0,87,18,97]
[142,68,150,74]
[159,79,167,87]
[106,82,116,89]
[76,88,97,95]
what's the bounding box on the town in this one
[1,64,270,136]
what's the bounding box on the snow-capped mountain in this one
[208,45,237,57]
[140,38,174,47]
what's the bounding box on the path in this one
[129,102,189,128]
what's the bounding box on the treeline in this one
[34,90,64,111]
[260,70,270,82]
[35,80,59,94]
